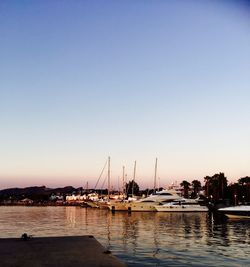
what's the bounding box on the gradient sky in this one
[0,0,250,189]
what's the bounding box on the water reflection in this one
[98,211,249,266]
[0,206,249,266]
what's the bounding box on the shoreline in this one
[0,202,87,207]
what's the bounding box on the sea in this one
[0,206,249,267]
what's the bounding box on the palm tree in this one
[191,180,201,198]
[204,173,228,201]
[238,176,250,203]
[204,176,212,197]
[180,180,191,198]
[238,176,250,185]
[218,173,227,199]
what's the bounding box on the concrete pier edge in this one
[0,235,126,267]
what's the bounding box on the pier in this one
[0,235,126,267]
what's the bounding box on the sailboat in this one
[109,158,182,212]
[96,157,112,209]
[107,161,136,211]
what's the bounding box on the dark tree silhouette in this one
[125,180,140,196]
[238,176,250,203]
[191,180,201,198]
[238,176,250,185]
[204,173,228,201]
[180,180,191,198]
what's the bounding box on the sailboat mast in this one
[132,160,136,196]
[122,166,125,197]
[154,158,158,194]
[108,156,110,200]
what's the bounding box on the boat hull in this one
[109,202,157,212]
[126,202,157,212]
[225,213,250,219]
[109,202,128,211]
[219,206,250,219]
[155,205,208,212]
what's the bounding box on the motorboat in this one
[155,198,209,212]
[109,189,182,212]
[218,205,250,219]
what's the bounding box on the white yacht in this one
[218,205,250,219]
[109,189,182,212]
[155,198,209,212]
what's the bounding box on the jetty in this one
[0,235,126,267]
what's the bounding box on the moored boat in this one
[155,198,209,212]
[218,205,250,219]
[109,189,182,212]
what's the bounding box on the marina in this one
[0,206,249,267]
[1,1,250,267]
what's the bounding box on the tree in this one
[238,176,250,203]
[204,176,212,197]
[180,180,191,198]
[227,182,240,205]
[191,180,201,198]
[204,173,228,201]
[125,180,139,197]
[217,172,227,199]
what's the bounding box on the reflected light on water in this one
[0,206,249,266]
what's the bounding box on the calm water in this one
[0,206,249,267]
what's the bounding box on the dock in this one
[0,235,126,267]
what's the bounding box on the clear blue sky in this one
[0,0,250,189]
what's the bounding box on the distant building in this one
[66,194,86,202]
[19,198,33,205]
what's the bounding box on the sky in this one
[0,0,250,189]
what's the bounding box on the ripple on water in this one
[0,207,250,267]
